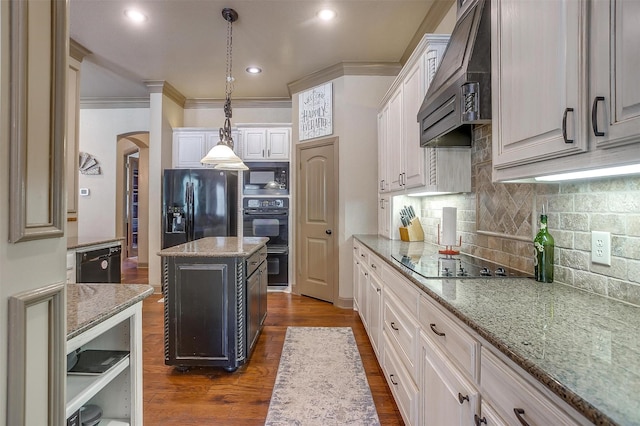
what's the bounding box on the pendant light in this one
[201,8,248,170]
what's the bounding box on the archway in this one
[116,132,150,269]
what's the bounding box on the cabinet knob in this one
[458,392,469,404]
[370,264,376,269]
[513,408,530,426]
[474,414,487,425]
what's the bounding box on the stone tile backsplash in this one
[417,124,640,306]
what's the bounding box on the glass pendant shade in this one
[214,160,248,171]
[201,142,242,165]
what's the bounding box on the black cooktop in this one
[391,253,531,279]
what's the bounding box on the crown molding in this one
[287,61,401,96]
[401,0,455,64]
[184,98,292,109]
[69,39,92,62]
[80,97,150,109]
[144,80,186,107]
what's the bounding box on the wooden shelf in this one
[66,355,130,418]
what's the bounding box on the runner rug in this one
[265,327,380,425]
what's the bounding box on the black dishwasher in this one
[76,245,122,283]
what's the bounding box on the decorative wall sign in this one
[79,152,102,175]
[299,82,333,141]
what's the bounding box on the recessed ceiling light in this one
[246,66,262,74]
[124,9,147,23]
[317,9,337,21]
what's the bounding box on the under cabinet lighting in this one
[408,191,456,197]
[534,164,640,182]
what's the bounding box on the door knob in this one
[325,229,332,235]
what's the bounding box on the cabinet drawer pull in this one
[364,272,368,277]
[370,263,376,269]
[376,288,381,293]
[390,322,399,331]
[389,374,398,386]
[474,414,487,425]
[591,96,605,137]
[430,323,445,337]
[562,107,574,143]
[514,408,530,426]
[458,392,469,404]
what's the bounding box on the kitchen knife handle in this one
[562,107,574,143]
[591,96,605,137]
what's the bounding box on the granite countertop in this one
[67,236,124,251]
[157,236,269,258]
[354,234,640,426]
[67,283,154,340]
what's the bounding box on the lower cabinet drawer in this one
[419,295,479,383]
[383,331,419,426]
[384,290,418,381]
[481,348,583,426]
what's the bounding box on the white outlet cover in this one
[591,231,611,266]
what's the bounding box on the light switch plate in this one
[591,231,611,266]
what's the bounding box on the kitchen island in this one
[158,237,269,371]
[66,283,154,425]
[354,234,639,426]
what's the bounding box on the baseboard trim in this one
[334,296,353,310]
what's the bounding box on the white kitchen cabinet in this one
[481,348,584,426]
[355,243,591,426]
[492,0,640,181]
[66,303,143,425]
[421,331,479,426]
[241,127,290,161]
[378,34,470,195]
[377,194,391,238]
[366,254,384,359]
[590,0,640,151]
[383,332,420,426]
[172,128,240,168]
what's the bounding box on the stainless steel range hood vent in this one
[418,0,491,147]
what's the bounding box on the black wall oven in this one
[243,162,289,195]
[243,198,289,287]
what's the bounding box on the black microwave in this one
[243,162,289,195]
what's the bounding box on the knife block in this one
[399,218,424,242]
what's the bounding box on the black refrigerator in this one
[162,168,238,249]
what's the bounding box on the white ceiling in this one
[69,0,453,101]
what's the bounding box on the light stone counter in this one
[157,236,269,258]
[355,234,640,426]
[67,283,154,340]
[67,236,124,251]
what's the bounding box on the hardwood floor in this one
[127,261,404,425]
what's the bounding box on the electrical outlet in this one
[591,231,611,266]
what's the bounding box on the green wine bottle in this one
[534,208,554,283]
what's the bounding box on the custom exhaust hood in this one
[417,0,491,147]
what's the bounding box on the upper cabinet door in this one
[173,131,208,168]
[387,88,404,191]
[492,0,588,170]
[402,60,426,189]
[242,129,267,160]
[266,128,290,160]
[590,0,640,149]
